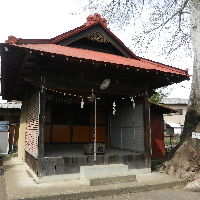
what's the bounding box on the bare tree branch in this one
[145,0,189,34]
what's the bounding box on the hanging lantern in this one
[100,79,110,90]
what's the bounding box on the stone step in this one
[80,164,136,186]
[86,173,136,186]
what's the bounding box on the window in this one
[73,105,90,125]
[174,109,183,115]
[13,116,20,124]
[52,104,90,125]
[52,104,71,124]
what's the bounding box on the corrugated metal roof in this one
[166,122,181,128]
[162,98,189,105]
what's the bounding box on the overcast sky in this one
[0,0,193,100]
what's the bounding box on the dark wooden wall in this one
[44,120,106,144]
[44,102,106,144]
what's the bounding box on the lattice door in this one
[25,92,40,158]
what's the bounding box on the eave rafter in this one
[24,51,188,94]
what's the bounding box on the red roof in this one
[8,43,189,76]
[150,102,178,114]
[4,14,140,60]
[50,13,140,60]
[3,13,189,77]
[50,14,108,43]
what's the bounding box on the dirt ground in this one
[84,187,200,200]
[160,138,200,182]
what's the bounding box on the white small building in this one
[166,122,182,135]
[162,98,188,132]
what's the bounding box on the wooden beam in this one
[34,79,143,96]
[25,68,145,96]
[44,58,143,81]
[38,69,46,158]
[143,82,151,168]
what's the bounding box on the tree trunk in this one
[159,1,200,187]
[182,0,200,142]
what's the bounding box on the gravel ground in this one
[84,187,200,200]
[0,176,8,200]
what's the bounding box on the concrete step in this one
[86,173,136,186]
[80,164,129,177]
[80,164,136,186]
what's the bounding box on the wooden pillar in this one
[38,70,46,158]
[143,83,151,167]
[18,89,28,161]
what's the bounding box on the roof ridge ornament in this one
[5,35,19,44]
[86,32,109,43]
[84,13,107,27]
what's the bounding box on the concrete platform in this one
[44,144,142,157]
[1,156,187,200]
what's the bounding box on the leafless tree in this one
[84,0,191,61]
[83,0,200,189]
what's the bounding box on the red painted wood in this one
[150,109,165,160]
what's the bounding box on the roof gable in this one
[66,31,125,57]
[50,14,139,59]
